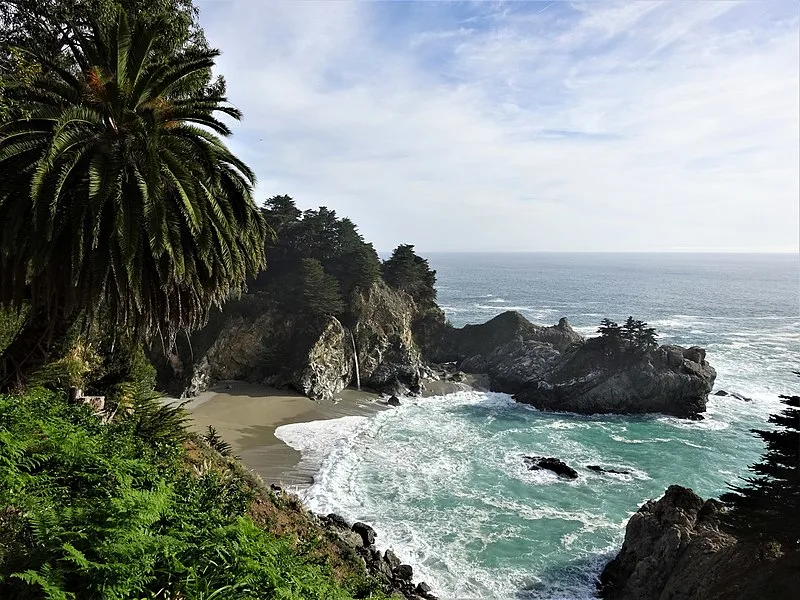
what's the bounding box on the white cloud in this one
[198,0,800,252]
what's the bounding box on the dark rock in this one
[686,413,705,421]
[587,465,631,475]
[352,522,376,547]
[384,549,401,569]
[416,582,432,594]
[326,513,349,529]
[731,391,753,402]
[595,485,800,600]
[682,346,706,364]
[424,311,583,364]
[388,395,401,407]
[514,340,716,418]
[270,483,283,493]
[395,563,414,581]
[713,390,729,396]
[523,456,579,479]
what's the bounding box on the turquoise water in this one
[278,253,799,599]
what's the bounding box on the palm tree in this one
[0,7,267,388]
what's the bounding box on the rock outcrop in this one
[156,281,426,400]
[513,339,716,417]
[424,311,582,364]
[599,486,800,600]
[322,514,438,600]
[421,310,715,417]
[523,456,579,479]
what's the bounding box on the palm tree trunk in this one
[0,305,76,391]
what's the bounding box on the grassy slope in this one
[0,388,388,600]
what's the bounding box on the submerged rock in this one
[587,465,631,475]
[523,456,579,479]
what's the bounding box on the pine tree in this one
[297,259,344,321]
[721,374,800,548]
[382,244,437,305]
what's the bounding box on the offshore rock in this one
[513,339,716,417]
[599,486,800,600]
[523,456,579,479]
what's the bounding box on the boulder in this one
[523,456,579,479]
[326,513,349,530]
[388,395,401,407]
[394,564,414,581]
[352,522,376,547]
[384,549,401,569]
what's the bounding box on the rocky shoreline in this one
[598,486,799,600]
[158,279,718,419]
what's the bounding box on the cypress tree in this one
[721,374,800,548]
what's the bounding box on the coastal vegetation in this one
[0,0,266,389]
[0,387,388,599]
[721,374,800,548]
[0,2,391,599]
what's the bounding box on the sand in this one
[184,381,385,488]
[183,376,486,490]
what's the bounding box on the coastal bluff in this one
[599,486,799,600]
[158,295,717,417]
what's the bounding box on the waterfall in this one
[350,330,361,390]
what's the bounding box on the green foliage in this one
[298,258,346,322]
[382,244,437,306]
[0,388,386,599]
[0,5,266,384]
[202,425,234,457]
[721,374,800,548]
[0,306,26,354]
[257,197,382,306]
[596,316,658,357]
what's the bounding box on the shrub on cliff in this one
[721,375,800,549]
[382,244,437,306]
[0,388,387,599]
[596,317,658,358]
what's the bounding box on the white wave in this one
[487,297,507,303]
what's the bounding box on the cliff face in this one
[600,486,799,600]
[158,280,425,400]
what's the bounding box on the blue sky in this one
[197,0,799,252]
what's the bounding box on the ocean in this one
[275,253,799,600]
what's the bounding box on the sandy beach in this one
[184,382,386,488]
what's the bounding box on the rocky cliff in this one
[599,486,799,600]
[156,280,426,400]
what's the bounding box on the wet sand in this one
[184,376,485,490]
[185,382,386,489]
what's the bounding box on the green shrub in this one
[0,389,386,600]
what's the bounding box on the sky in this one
[197,0,800,253]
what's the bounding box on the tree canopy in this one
[381,244,437,306]
[256,196,382,310]
[721,375,800,548]
[0,5,266,387]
